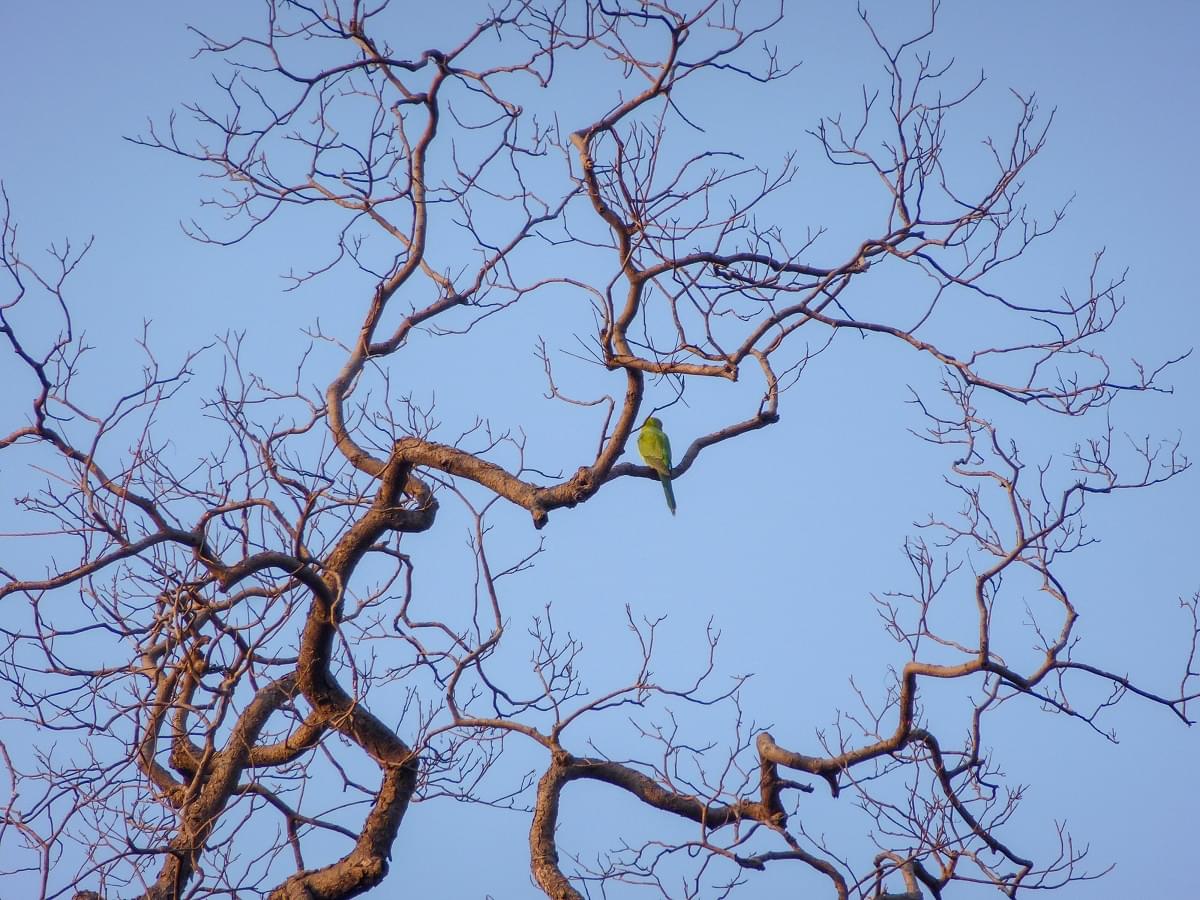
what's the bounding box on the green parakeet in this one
[637,416,676,515]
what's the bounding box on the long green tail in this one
[659,474,676,515]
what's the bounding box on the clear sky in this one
[1,2,1197,898]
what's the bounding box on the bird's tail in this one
[660,475,676,516]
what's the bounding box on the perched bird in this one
[637,416,676,515]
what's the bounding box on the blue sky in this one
[1,2,1197,897]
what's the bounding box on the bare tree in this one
[1,2,1195,899]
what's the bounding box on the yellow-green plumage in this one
[637,416,676,515]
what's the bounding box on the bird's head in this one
[643,416,662,429]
